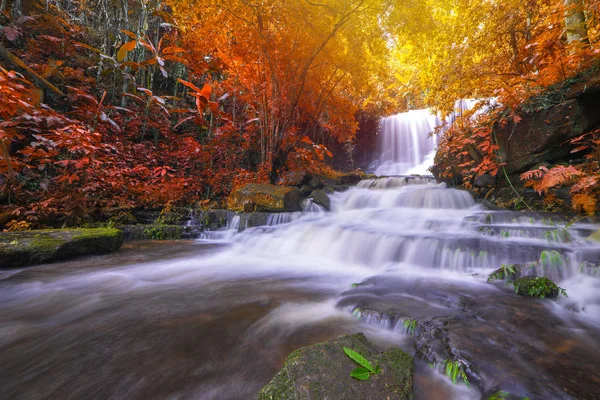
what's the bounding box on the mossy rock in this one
[309,190,331,211]
[589,229,600,243]
[513,276,560,299]
[228,184,302,212]
[487,264,522,282]
[0,228,123,268]
[258,333,413,400]
[121,224,201,241]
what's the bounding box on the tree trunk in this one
[564,0,589,44]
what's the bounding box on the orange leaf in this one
[200,84,212,100]
[162,46,186,55]
[117,41,137,62]
[177,78,202,94]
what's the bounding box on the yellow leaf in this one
[117,41,137,62]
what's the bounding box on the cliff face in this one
[433,70,600,212]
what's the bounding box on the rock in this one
[590,230,600,242]
[196,210,229,229]
[258,333,413,400]
[0,228,123,268]
[121,224,201,241]
[227,184,303,213]
[495,98,600,174]
[473,173,496,188]
[299,185,313,197]
[309,190,331,211]
[278,171,310,187]
[512,276,560,299]
[307,175,322,189]
[339,172,364,185]
[317,174,342,187]
[487,264,522,282]
[333,184,350,192]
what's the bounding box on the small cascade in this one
[303,198,326,213]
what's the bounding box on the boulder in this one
[0,228,123,268]
[227,184,302,213]
[299,185,313,197]
[278,171,310,187]
[258,333,413,400]
[512,276,560,299]
[494,98,600,174]
[309,190,331,211]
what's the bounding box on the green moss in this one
[382,348,414,397]
[0,228,123,268]
[512,276,566,299]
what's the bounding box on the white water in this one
[2,108,600,398]
[373,99,496,176]
[374,109,442,176]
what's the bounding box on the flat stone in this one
[258,333,413,400]
[0,228,123,268]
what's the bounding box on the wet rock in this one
[487,264,522,282]
[0,228,123,268]
[121,225,201,241]
[309,190,331,211]
[240,212,270,229]
[512,276,560,298]
[227,184,302,212]
[196,210,229,229]
[258,333,413,400]
[339,172,364,185]
[333,184,350,192]
[299,185,313,197]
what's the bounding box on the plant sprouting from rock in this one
[442,359,470,387]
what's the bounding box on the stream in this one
[1,109,600,400]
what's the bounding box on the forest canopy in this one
[1,0,599,226]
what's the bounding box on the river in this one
[1,109,599,399]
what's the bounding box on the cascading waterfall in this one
[1,111,599,399]
[374,109,442,176]
[372,99,495,176]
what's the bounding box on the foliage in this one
[487,264,519,282]
[487,391,509,400]
[402,319,417,336]
[442,359,470,387]
[512,276,567,299]
[343,347,381,381]
[520,128,600,214]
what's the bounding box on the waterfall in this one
[373,99,496,176]
[374,109,442,176]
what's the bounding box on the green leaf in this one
[343,347,375,372]
[350,367,371,380]
[375,364,381,374]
